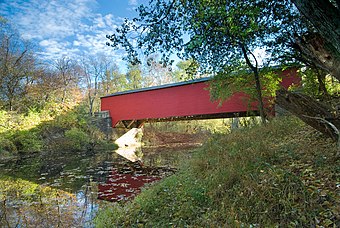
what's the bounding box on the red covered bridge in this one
[101,68,299,128]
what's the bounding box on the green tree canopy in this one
[126,63,143,89]
[108,0,302,69]
[106,0,303,123]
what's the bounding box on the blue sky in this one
[0,0,268,70]
[0,0,148,66]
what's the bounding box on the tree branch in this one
[302,114,340,154]
[139,0,176,28]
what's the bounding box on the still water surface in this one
[0,146,192,227]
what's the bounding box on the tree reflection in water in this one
[0,177,98,227]
[0,146,185,227]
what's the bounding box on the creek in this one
[0,145,194,227]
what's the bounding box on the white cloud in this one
[1,0,97,40]
[93,14,106,28]
[75,32,117,56]
[104,14,117,28]
[0,0,127,64]
[37,38,80,60]
[73,40,81,46]
[128,0,138,6]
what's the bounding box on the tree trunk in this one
[292,0,340,55]
[8,99,13,111]
[276,88,340,141]
[294,33,340,81]
[240,44,266,124]
[88,94,94,116]
[253,67,267,124]
[315,69,328,96]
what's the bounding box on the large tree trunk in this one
[276,88,340,142]
[294,33,340,81]
[292,0,340,55]
[281,0,340,153]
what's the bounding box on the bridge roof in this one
[101,65,301,99]
[101,77,211,98]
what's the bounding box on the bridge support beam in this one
[118,111,260,129]
[121,120,145,129]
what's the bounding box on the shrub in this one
[64,128,89,151]
[0,136,17,154]
[54,111,79,129]
[0,110,11,133]
[11,130,42,153]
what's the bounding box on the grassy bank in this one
[95,117,339,227]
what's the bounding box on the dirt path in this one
[143,130,208,149]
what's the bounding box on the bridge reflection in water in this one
[97,158,175,202]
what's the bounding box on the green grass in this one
[95,117,339,227]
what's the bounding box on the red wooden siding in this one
[101,68,299,127]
